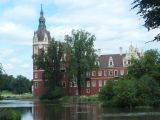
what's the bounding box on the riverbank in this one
[1,91,34,100]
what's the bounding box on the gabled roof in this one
[99,54,126,68]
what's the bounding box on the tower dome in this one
[34,5,51,42]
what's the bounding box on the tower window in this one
[34,82,38,89]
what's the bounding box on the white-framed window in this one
[108,70,113,76]
[34,46,38,54]
[92,80,96,87]
[104,80,107,85]
[99,80,102,87]
[86,72,90,77]
[87,81,90,87]
[34,73,38,79]
[114,70,118,77]
[120,70,124,75]
[98,70,102,76]
[92,71,96,76]
[34,82,38,89]
[86,89,90,93]
[62,81,66,88]
[99,88,102,92]
[104,70,107,76]
[70,81,77,87]
[128,60,131,65]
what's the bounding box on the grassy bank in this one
[60,95,99,103]
[1,91,33,100]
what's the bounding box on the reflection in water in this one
[33,101,101,120]
[1,100,160,120]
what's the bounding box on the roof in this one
[99,54,126,68]
[35,28,51,42]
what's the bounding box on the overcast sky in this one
[0,0,159,79]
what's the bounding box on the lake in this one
[1,100,160,120]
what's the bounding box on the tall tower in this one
[32,5,51,97]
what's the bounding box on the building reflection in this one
[33,100,102,120]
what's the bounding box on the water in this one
[1,100,160,120]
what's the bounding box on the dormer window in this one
[108,56,114,67]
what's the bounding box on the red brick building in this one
[32,7,141,97]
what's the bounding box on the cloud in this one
[0,22,33,45]
[2,5,37,23]
[0,0,159,79]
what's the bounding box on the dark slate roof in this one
[35,28,51,42]
[99,54,126,68]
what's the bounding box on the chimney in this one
[120,47,122,55]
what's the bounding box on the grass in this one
[60,95,99,103]
[0,91,33,100]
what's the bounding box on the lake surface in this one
[1,100,160,120]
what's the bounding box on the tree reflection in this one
[33,100,101,120]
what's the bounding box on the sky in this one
[0,0,159,79]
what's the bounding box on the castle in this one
[32,7,141,97]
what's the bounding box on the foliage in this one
[12,75,32,94]
[136,75,160,106]
[65,29,97,95]
[40,87,65,100]
[99,80,115,101]
[99,50,160,108]
[34,39,64,89]
[99,79,137,108]
[132,0,160,41]
[0,74,31,94]
[128,49,160,81]
[34,39,65,100]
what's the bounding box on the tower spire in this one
[38,4,46,29]
[40,4,43,16]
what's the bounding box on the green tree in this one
[13,75,31,94]
[113,78,137,108]
[65,29,97,95]
[132,0,160,41]
[136,75,160,106]
[128,49,160,81]
[33,39,64,99]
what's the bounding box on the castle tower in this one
[32,5,51,97]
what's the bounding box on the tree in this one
[128,49,160,81]
[13,75,31,94]
[33,39,64,99]
[132,0,160,42]
[65,29,98,96]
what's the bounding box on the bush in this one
[40,87,65,100]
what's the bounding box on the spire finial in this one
[40,4,43,16]
[38,4,46,29]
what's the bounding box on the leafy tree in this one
[99,80,115,101]
[0,74,31,94]
[132,0,160,42]
[136,75,160,106]
[113,78,137,108]
[128,49,160,81]
[13,75,31,94]
[65,29,97,95]
[33,39,64,99]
